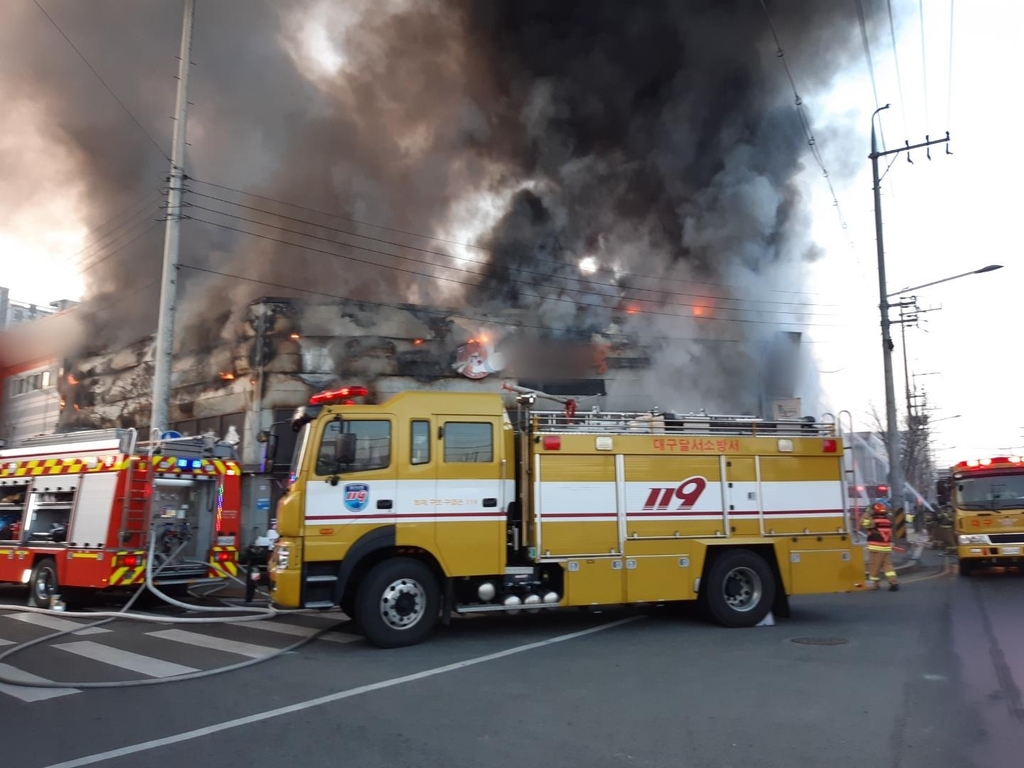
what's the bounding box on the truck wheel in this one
[356,558,439,648]
[958,560,975,577]
[702,549,776,628]
[29,558,59,609]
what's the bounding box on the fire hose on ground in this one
[0,527,347,690]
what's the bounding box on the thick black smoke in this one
[3,0,880,412]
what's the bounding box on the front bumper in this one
[958,543,1023,564]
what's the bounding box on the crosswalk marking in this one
[54,641,198,678]
[0,662,78,702]
[147,629,279,658]
[241,620,359,644]
[9,613,110,636]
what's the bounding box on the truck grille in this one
[988,533,1024,544]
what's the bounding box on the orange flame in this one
[289,333,301,340]
[413,338,424,346]
[67,374,79,385]
[625,306,638,315]
[219,372,236,381]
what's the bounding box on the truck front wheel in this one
[356,558,440,648]
[29,558,59,609]
[702,549,776,628]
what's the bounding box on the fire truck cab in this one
[948,456,1024,575]
[0,429,242,607]
[269,387,862,647]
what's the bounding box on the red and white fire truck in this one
[0,429,242,607]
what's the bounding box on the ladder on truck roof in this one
[504,382,835,437]
[529,410,835,437]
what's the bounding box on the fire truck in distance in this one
[0,429,242,607]
[945,456,1024,576]
[267,385,862,647]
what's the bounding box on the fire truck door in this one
[395,416,436,551]
[302,417,398,561]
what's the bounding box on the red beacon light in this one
[309,386,369,406]
[957,456,1021,469]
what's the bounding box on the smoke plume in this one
[2,0,879,414]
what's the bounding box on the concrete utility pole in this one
[150,0,196,434]
[869,104,950,513]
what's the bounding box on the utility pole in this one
[869,103,950,514]
[150,0,196,434]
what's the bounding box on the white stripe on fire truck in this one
[146,629,279,658]
[54,641,199,678]
[9,613,111,636]
[0,662,78,702]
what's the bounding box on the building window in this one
[316,420,391,475]
[443,422,493,463]
[411,420,430,465]
[41,371,51,388]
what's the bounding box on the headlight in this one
[959,534,990,545]
[274,542,290,570]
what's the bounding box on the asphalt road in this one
[0,554,1021,768]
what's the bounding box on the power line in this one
[32,1,170,162]
[188,176,827,299]
[187,194,836,313]
[62,193,162,270]
[177,262,832,345]
[187,216,840,329]
[946,0,955,128]
[855,0,881,112]
[919,0,930,128]
[756,1,853,247]
[56,189,160,265]
[76,219,163,276]
[886,0,909,135]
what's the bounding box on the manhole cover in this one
[790,636,848,646]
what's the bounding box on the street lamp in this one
[889,265,1004,298]
[928,414,962,425]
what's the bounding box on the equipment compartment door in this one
[623,455,725,539]
[536,453,618,557]
[563,557,625,607]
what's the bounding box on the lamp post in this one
[888,265,1003,298]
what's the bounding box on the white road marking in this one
[9,613,110,636]
[53,641,198,678]
[240,620,359,644]
[45,616,641,768]
[146,629,279,658]
[0,638,13,647]
[0,663,79,702]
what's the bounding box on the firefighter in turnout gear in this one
[862,501,899,591]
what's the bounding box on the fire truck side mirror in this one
[118,428,137,456]
[334,431,357,467]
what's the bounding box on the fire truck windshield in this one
[956,474,1024,510]
[288,423,310,486]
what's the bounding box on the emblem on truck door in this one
[642,476,708,511]
[343,483,370,513]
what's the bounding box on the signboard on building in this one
[771,398,802,420]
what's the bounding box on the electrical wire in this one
[186,215,840,328]
[946,0,955,129]
[919,0,930,129]
[178,261,836,344]
[56,190,161,267]
[32,1,170,163]
[757,0,853,247]
[187,198,837,315]
[188,177,827,299]
[75,212,164,276]
[886,0,909,135]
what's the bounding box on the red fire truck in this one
[0,429,242,607]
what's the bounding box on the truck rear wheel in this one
[29,558,59,609]
[355,558,440,648]
[702,549,776,628]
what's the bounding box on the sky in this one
[0,0,1020,468]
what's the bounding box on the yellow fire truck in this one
[268,386,861,646]
[945,456,1024,576]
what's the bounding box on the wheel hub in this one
[722,566,762,612]
[379,578,426,630]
